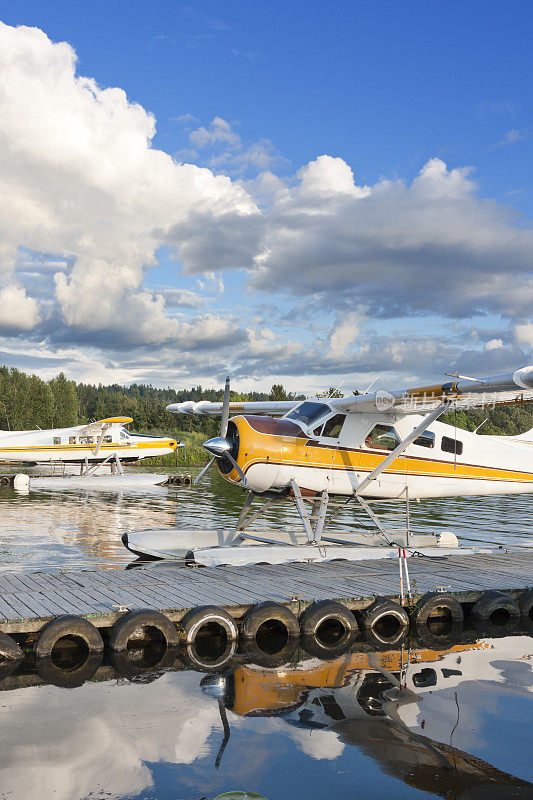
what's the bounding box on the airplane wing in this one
[166,400,299,416]
[329,366,533,414]
[167,366,533,418]
[77,417,133,434]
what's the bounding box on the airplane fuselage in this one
[0,423,177,464]
[217,411,533,498]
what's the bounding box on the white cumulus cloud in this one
[0,22,256,346]
[0,284,40,330]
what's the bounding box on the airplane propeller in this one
[194,376,247,487]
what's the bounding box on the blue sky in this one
[0,2,531,391]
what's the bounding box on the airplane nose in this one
[170,439,178,451]
[203,436,231,457]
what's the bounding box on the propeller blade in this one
[194,457,216,486]
[220,376,230,438]
[226,452,247,486]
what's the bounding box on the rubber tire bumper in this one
[110,644,179,681]
[301,632,357,661]
[240,602,300,640]
[241,635,298,669]
[299,600,358,637]
[179,606,238,645]
[182,640,237,673]
[361,596,409,646]
[412,591,464,645]
[0,630,23,661]
[109,609,179,652]
[34,615,104,659]
[35,650,103,689]
[518,589,533,620]
[471,591,520,625]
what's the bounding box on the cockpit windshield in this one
[286,401,331,427]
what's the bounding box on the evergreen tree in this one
[50,373,79,427]
[269,384,287,401]
[26,375,54,429]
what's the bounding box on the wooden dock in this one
[0,550,531,634]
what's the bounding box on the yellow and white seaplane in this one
[0,417,179,475]
[123,366,533,565]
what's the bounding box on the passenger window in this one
[321,414,346,439]
[80,436,94,445]
[413,668,437,688]
[365,424,399,451]
[442,436,463,455]
[414,431,435,448]
[103,435,112,443]
[53,437,61,445]
[69,436,76,445]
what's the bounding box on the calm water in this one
[0,468,532,799]
[0,466,532,572]
[0,630,532,799]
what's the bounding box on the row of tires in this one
[1,588,532,681]
[166,474,192,486]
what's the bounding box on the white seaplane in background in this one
[0,417,179,476]
[123,365,533,565]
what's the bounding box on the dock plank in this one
[0,550,531,632]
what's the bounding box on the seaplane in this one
[123,365,533,565]
[0,417,179,475]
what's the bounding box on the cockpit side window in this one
[315,414,346,439]
[120,429,129,440]
[286,401,331,427]
[365,424,399,451]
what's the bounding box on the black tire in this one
[109,609,179,652]
[178,606,238,645]
[0,659,21,682]
[301,631,358,661]
[412,592,463,639]
[240,602,300,641]
[471,591,520,629]
[412,622,464,652]
[299,600,358,639]
[34,615,104,659]
[109,644,180,682]
[241,635,298,668]
[35,651,102,689]
[361,597,409,647]
[518,588,533,621]
[181,639,237,673]
[0,630,23,661]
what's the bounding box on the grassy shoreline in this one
[135,429,211,467]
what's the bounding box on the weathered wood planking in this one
[0,551,531,633]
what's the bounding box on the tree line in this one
[0,364,531,437]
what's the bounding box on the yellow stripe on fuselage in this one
[0,441,175,453]
[233,419,533,484]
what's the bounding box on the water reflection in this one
[0,631,531,800]
[0,466,531,572]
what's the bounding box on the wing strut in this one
[355,401,450,496]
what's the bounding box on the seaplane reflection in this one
[202,631,533,799]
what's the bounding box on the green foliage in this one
[50,372,78,427]
[441,403,533,436]
[317,387,344,398]
[269,384,287,400]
